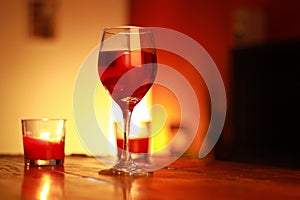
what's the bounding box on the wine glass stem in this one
[122,109,132,162]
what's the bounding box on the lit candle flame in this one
[39,132,51,141]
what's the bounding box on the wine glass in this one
[97,26,157,175]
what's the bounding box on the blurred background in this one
[0,0,129,155]
[1,0,300,167]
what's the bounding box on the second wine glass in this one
[97,26,157,176]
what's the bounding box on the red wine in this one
[98,50,157,111]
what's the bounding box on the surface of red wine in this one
[98,50,157,110]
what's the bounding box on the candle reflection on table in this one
[22,166,65,200]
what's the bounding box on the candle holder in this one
[22,118,66,166]
[114,121,151,161]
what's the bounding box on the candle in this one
[116,137,149,153]
[114,121,150,154]
[21,118,66,165]
[23,136,64,160]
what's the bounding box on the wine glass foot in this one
[98,168,153,176]
[98,160,153,176]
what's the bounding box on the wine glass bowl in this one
[98,26,157,175]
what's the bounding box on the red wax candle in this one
[117,137,149,153]
[23,136,65,160]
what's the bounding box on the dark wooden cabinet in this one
[216,40,300,168]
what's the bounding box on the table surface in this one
[1,155,300,200]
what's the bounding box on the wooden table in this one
[1,155,300,200]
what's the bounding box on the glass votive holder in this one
[22,118,66,166]
[114,121,151,161]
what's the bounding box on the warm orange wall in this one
[130,0,232,156]
[130,0,232,88]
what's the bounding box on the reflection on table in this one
[1,155,300,200]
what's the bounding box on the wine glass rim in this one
[103,26,153,34]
